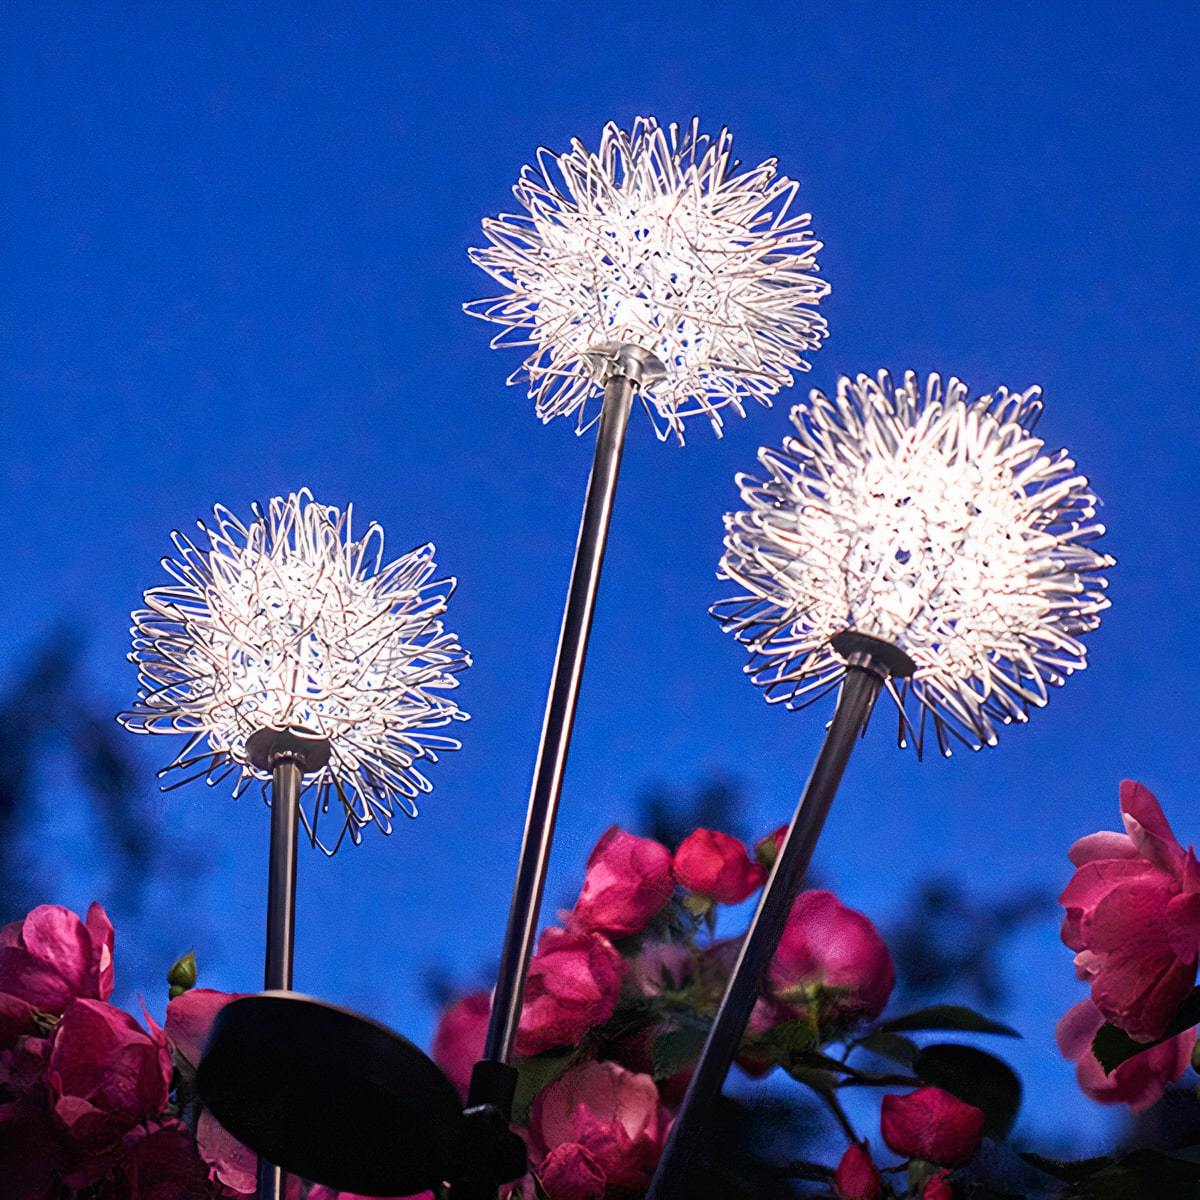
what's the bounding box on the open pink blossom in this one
[516,927,624,1057]
[1060,780,1200,1042]
[0,903,114,1018]
[881,1086,984,1167]
[536,1142,607,1200]
[769,890,895,1025]
[570,827,674,937]
[433,992,491,1100]
[529,1060,669,1192]
[673,829,766,905]
[1056,997,1195,1112]
[47,999,171,1177]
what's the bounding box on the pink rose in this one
[165,986,249,1067]
[880,1087,984,1167]
[923,1173,954,1200]
[433,991,491,1100]
[516,928,624,1057]
[164,988,255,1190]
[0,903,114,1019]
[834,1142,882,1200]
[0,1100,66,1200]
[536,1142,607,1200]
[47,999,171,1180]
[1056,997,1194,1112]
[673,830,766,905]
[570,827,674,937]
[530,1061,669,1192]
[1060,780,1200,1042]
[769,891,895,1024]
[115,1120,213,1200]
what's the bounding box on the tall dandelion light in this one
[121,488,470,1200]
[647,371,1114,1200]
[467,115,829,443]
[716,369,1113,756]
[462,114,829,1147]
[120,488,470,851]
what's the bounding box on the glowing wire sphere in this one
[713,371,1114,756]
[119,489,470,852]
[466,115,829,444]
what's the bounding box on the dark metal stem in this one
[475,367,638,1075]
[259,755,302,1200]
[645,663,887,1200]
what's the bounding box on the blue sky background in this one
[2,1,1197,1156]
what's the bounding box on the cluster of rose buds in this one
[431,822,995,1200]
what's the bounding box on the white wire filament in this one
[466,115,829,444]
[119,489,470,852]
[713,371,1114,756]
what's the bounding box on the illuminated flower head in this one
[466,115,829,444]
[119,489,470,852]
[714,371,1114,756]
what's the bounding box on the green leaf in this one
[856,1030,919,1066]
[512,1051,574,1125]
[1068,1148,1200,1200]
[876,1004,1020,1038]
[651,1026,708,1080]
[914,1043,1022,1139]
[1019,1153,1114,1183]
[1091,986,1200,1073]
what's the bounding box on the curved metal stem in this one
[645,663,887,1200]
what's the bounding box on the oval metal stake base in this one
[197,993,465,1197]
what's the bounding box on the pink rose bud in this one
[834,1142,882,1199]
[165,987,250,1068]
[770,890,895,1025]
[571,827,675,937]
[433,992,491,1100]
[880,1086,985,1167]
[530,1061,670,1193]
[923,1172,954,1200]
[516,928,624,1057]
[1060,781,1200,1042]
[0,902,114,1016]
[673,830,766,905]
[537,1141,607,1200]
[47,999,172,1150]
[755,825,789,870]
[1056,997,1195,1111]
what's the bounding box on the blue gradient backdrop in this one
[2,1,1197,1152]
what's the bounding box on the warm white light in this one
[714,371,1114,755]
[467,116,829,444]
[120,489,470,851]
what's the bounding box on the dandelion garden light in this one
[647,371,1114,1199]
[121,489,471,1200]
[463,114,830,1132]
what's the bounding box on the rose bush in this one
[9,782,1200,1199]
